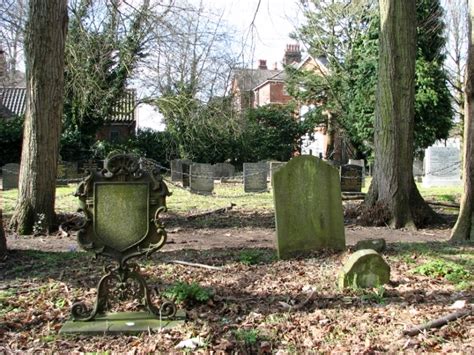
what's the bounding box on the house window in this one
[110,129,120,143]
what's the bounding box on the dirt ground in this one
[2,207,472,353]
[5,209,453,253]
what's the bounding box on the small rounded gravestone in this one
[338,249,390,289]
[353,238,386,253]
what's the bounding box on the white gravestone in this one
[423,146,461,187]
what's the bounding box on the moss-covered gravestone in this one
[60,153,184,334]
[338,249,390,289]
[272,156,345,259]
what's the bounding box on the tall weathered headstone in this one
[171,159,192,182]
[269,161,286,182]
[2,163,20,190]
[57,162,68,186]
[78,159,103,175]
[423,146,461,187]
[348,159,365,188]
[170,159,180,181]
[412,158,424,177]
[189,163,214,194]
[273,156,345,259]
[213,163,235,180]
[57,161,80,185]
[243,162,267,192]
[348,159,364,169]
[182,162,190,187]
[340,164,363,192]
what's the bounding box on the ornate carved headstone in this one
[189,163,214,194]
[273,156,345,259]
[243,162,267,193]
[2,163,20,190]
[61,153,181,334]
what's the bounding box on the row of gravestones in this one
[170,159,287,194]
[1,159,104,190]
[2,157,366,193]
[171,158,367,195]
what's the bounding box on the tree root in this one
[403,308,472,336]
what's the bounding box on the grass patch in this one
[2,182,274,218]
[359,286,387,305]
[1,178,463,220]
[166,182,274,213]
[238,249,273,265]
[163,281,213,304]
[2,185,79,217]
[234,328,262,345]
[412,259,471,288]
[390,242,474,290]
[416,183,462,204]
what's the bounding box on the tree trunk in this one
[9,0,68,235]
[451,0,474,242]
[325,112,336,160]
[0,209,6,260]
[365,0,436,228]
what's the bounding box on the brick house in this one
[252,69,292,107]
[0,48,136,142]
[94,89,137,143]
[230,45,352,162]
[0,87,137,143]
[231,62,281,112]
[231,44,303,111]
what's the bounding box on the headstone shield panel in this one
[94,182,150,252]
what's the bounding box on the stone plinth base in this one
[60,310,186,335]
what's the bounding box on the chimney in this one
[258,59,267,70]
[283,44,302,65]
[273,62,278,70]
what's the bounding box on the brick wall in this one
[254,81,291,107]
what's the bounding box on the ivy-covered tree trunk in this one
[451,1,474,242]
[365,0,436,228]
[0,210,6,260]
[9,0,68,234]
